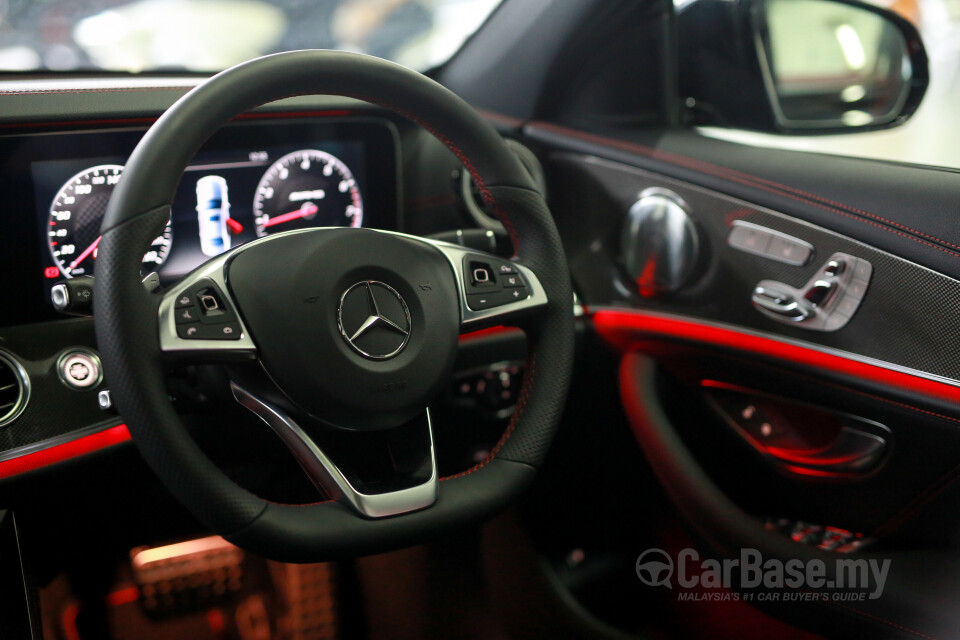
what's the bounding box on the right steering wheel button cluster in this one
[463,255,529,311]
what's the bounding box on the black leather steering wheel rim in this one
[94,50,575,561]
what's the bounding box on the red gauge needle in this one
[225,218,244,234]
[69,235,101,271]
[262,203,319,228]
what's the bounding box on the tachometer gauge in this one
[48,164,173,278]
[253,149,362,236]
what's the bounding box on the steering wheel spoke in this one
[231,382,438,518]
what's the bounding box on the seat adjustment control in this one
[752,253,872,332]
[823,259,845,277]
[752,285,813,320]
[802,280,836,307]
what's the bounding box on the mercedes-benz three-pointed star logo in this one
[337,281,411,360]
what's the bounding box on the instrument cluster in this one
[39,134,382,283]
[43,146,366,279]
[0,117,399,325]
[0,115,402,325]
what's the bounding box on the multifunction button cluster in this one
[173,279,242,340]
[462,255,529,311]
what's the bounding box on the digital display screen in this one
[0,118,399,326]
[32,139,368,282]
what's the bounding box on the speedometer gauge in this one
[48,164,172,278]
[253,149,362,236]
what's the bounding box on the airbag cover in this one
[227,229,460,430]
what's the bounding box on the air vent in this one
[0,351,29,427]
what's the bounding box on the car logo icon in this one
[635,549,674,588]
[337,281,411,360]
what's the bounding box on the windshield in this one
[0,0,501,73]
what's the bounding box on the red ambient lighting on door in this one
[592,309,960,405]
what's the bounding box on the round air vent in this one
[0,350,30,427]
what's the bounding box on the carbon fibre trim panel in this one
[550,153,960,382]
[0,318,120,453]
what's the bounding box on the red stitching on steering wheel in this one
[342,93,523,257]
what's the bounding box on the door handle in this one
[703,381,890,478]
[763,426,887,474]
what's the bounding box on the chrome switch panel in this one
[728,220,814,266]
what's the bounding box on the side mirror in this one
[677,0,928,134]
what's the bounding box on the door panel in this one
[621,352,960,640]
[518,120,960,638]
[546,153,960,387]
[527,123,960,281]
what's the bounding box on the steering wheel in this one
[94,50,574,562]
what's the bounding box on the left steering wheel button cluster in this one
[462,255,528,311]
[174,278,241,340]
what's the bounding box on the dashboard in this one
[0,99,481,470]
[1,117,399,326]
